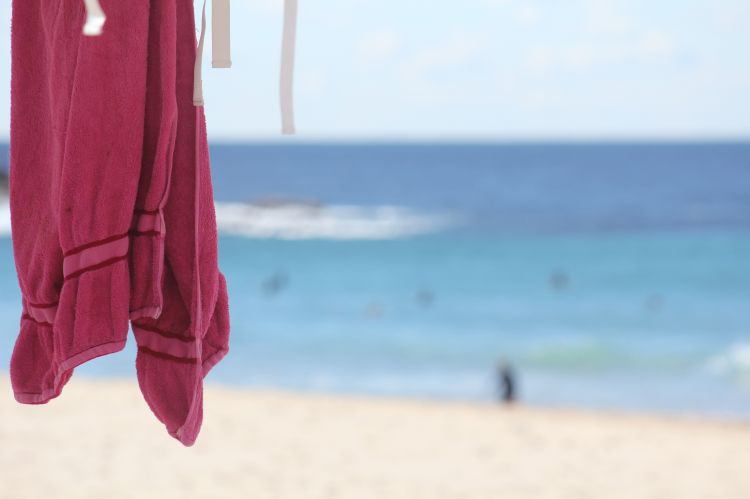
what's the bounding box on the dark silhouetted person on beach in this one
[0,168,8,197]
[497,362,517,404]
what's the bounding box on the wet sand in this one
[1,377,748,499]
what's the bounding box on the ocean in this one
[1,142,749,417]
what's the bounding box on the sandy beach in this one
[1,377,748,499]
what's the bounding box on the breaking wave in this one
[707,342,750,378]
[0,198,9,236]
[0,198,456,240]
[214,202,457,240]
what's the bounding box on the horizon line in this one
[1,136,750,147]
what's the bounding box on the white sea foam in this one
[0,198,455,240]
[706,342,750,376]
[0,197,10,236]
[214,202,456,240]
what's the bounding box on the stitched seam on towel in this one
[15,341,126,397]
[134,208,160,215]
[138,346,199,364]
[133,323,195,342]
[63,340,127,366]
[21,314,54,328]
[63,231,130,257]
[25,302,59,324]
[203,338,225,351]
[63,255,127,281]
[15,390,57,396]
[129,229,163,237]
[130,210,163,235]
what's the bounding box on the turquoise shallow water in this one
[1,143,749,416]
[1,230,748,416]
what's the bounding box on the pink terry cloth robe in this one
[9,0,149,403]
[128,0,230,446]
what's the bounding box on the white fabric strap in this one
[212,0,232,68]
[280,0,298,135]
[195,0,231,106]
[193,0,209,106]
[82,0,296,133]
[193,0,297,135]
[82,0,106,36]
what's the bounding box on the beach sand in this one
[1,377,748,499]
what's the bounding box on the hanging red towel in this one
[9,0,230,446]
[130,0,230,446]
[9,0,150,404]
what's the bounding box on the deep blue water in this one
[207,143,750,232]
[1,142,749,417]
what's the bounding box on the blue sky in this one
[1,0,749,140]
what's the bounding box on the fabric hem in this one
[129,210,166,321]
[13,340,126,404]
[13,339,127,404]
[202,347,228,377]
[129,306,163,320]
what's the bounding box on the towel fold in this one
[129,0,178,322]
[131,0,230,446]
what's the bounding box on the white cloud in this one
[515,4,543,26]
[298,69,327,96]
[479,0,542,27]
[357,30,401,65]
[638,31,677,58]
[406,33,486,73]
[525,30,679,73]
[583,0,634,35]
[247,0,285,14]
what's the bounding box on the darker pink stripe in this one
[63,232,129,257]
[63,237,129,277]
[25,303,58,324]
[133,325,197,359]
[138,346,199,365]
[26,300,58,309]
[63,255,127,282]
[131,210,163,234]
[22,313,53,328]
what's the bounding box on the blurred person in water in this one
[497,361,517,404]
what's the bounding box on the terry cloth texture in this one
[130,0,230,446]
[9,0,230,446]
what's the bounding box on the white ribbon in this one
[82,0,106,36]
[193,0,297,135]
[280,0,297,135]
[212,0,232,68]
[81,0,296,133]
[193,0,209,106]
